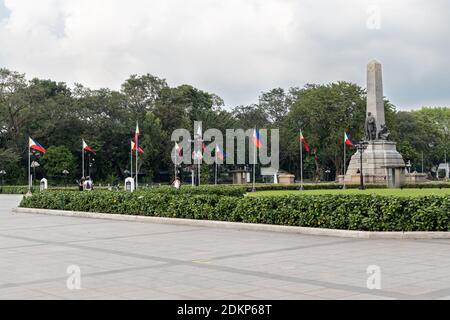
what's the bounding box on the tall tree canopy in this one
[0,67,448,184]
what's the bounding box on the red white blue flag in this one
[83,140,96,155]
[299,130,309,152]
[252,129,262,149]
[344,132,354,147]
[131,141,144,154]
[175,142,182,156]
[29,138,46,154]
[216,144,226,161]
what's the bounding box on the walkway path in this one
[1,194,450,299]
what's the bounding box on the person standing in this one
[78,177,85,191]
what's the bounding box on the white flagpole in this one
[215,146,218,185]
[174,143,177,180]
[197,127,201,187]
[82,140,85,178]
[343,133,347,190]
[135,123,138,190]
[252,128,256,192]
[198,148,201,186]
[130,141,133,184]
[28,139,31,192]
[300,129,303,190]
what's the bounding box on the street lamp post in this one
[297,120,304,190]
[62,170,69,188]
[406,160,412,184]
[325,169,331,182]
[88,156,95,178]
[30,161,40,185]
[0,170,6,189]
[444,125,448,165]
[355,140,368,190]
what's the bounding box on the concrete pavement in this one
[1,194,450,299]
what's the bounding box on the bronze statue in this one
[378,123,390,140]
[364,112,377,141]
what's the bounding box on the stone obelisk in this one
[367,60,385,132]
[342,60,405,187]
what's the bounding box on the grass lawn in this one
[248,188,450,197]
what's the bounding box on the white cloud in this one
[0,0,449,109]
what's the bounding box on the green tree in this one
[258,87,295,126]
[0,148,21,184]
[140,112,168,180]
[232,104,269,129]
[121,74,168,116]
[283,82,368,180]
[393,107,450,174]
[0,68,31,152]
[41,146,75,184]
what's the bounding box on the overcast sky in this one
[0,0,449,110]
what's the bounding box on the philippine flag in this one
[83,140,96,155]
[299,131,310,153]
[131,141,144,154]
[344,132,354,147]
[252,129,262,149]
[29,138,46,154]
[174,142,182,156]
[133,121,140,144]
[216,144,226,161]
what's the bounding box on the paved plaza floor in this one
[1,194,450,300]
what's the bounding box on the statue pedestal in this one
[344,140,406,187]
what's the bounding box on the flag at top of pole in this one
[29,138,46,154]
[252,129,262,149]
[216,144,226,161]
[28,137,46,194]
[175,142,182,156]
[299,130,309,152]
[344,132,354,147]
[343,131,354,190]
[131,141,144,154]
[82,140,96,155]
[251,128,261,192]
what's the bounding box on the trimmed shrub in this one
[0,184,246,196]
[146,185,246,197]
[238,182,450,192]
[20,190,450,232]
[0,186,39,194]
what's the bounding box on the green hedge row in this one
[0,185,246,196]
[0,186,39,194]
[402,182,450,189]
[146,185,246,197]
[4,182,450,194]
[20,190,450,232]
[239,183,387,191]
[240,182,450,191]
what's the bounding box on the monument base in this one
[404,173,428,184]
[343,140,406,187]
